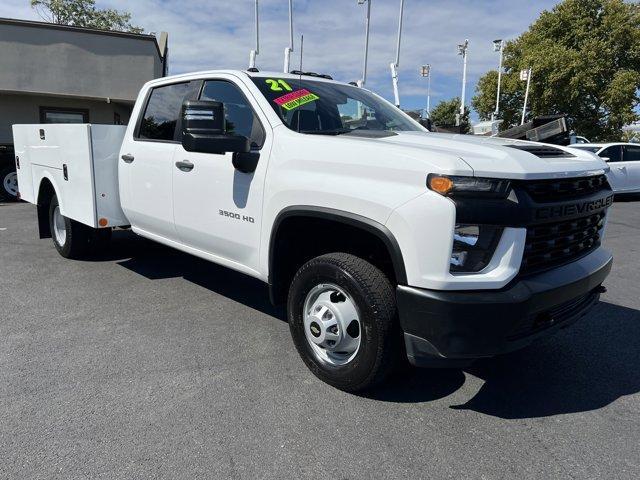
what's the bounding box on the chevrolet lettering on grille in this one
[535,195,614,220]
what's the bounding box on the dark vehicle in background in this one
[0,144,18,202]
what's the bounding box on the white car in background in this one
[569,143,640,194]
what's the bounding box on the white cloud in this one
[1,0,560,111]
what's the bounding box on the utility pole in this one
[420,64,431,118]
[249,0,259,69]
[283,0,294,72]
[492,39,504,121]
[521,67,532,125]
[390,0,405,107]
[457,39,469,126]
[357,0,372,87]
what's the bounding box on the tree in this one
[430,97,471,133]
[472,0,640,141]
[31,0,143,33]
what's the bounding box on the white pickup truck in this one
[13,70,614,391]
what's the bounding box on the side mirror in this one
[181,100,249,154]
[600,157,610,162]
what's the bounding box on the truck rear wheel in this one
[48,195,91,259]
[287,253,401,392]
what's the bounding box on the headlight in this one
[450,224,503,273]
[428,174,511,198]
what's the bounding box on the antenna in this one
[284,0,294,72]
[390,0,405,107]
[249,0,259,69]
[297,34,303,133]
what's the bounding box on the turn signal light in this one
[428,175,454,194]
[98,218,108,227]
[427,174,511,198]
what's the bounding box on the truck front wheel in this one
[49,195,91,259]
[287,253,401,392]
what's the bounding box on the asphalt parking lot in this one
[1,200,639,479]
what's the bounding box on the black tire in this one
[0,165,18,202]
[287,253,401,392]
[48,195,90,259]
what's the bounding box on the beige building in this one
[0,17,168,200]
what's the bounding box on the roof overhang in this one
[0,88,136,105]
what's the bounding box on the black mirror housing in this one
[181,100,250,154]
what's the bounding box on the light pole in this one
[249,0,259,69]
[492,39,504,121]
[357,0,372,87]
[457,39,469,126]
[390,0,405,107]
[283,0,294,72]
[420,64,431,118]
[520,67,532,125]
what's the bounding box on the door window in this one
[137,81,200,141]
[623,145,640,162]
[599,145,622,162]
[200,80,265,149]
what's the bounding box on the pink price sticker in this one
[274,89,320,111]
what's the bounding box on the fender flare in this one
[268,206,408,287]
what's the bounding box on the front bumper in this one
[398,247,613,367]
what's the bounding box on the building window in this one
[40,107,89,124]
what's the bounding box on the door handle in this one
[175,160,195,172]
[121,154,135,163]
[616,166,626,172]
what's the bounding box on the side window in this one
[200,80,265,149]
[599,145,622,163]
[137,82,200,141]
[623,145,640,162]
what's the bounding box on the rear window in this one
[137,82,200,141]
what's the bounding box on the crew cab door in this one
[172,77,270,274]
[119,80,201,240]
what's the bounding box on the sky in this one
[0,0,562,116]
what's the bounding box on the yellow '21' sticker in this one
[266,79,293,92]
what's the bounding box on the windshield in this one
[570,145,600,153]
[250,76,422,135]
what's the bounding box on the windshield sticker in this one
[265,78,293,92]
[274,89,320,111]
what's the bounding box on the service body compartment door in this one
[13,124,96,225]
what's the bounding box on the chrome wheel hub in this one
[3,172,18,197]
[52,206,67,246]
[303,284,361,366]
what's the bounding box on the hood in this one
[374,131,608,180]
